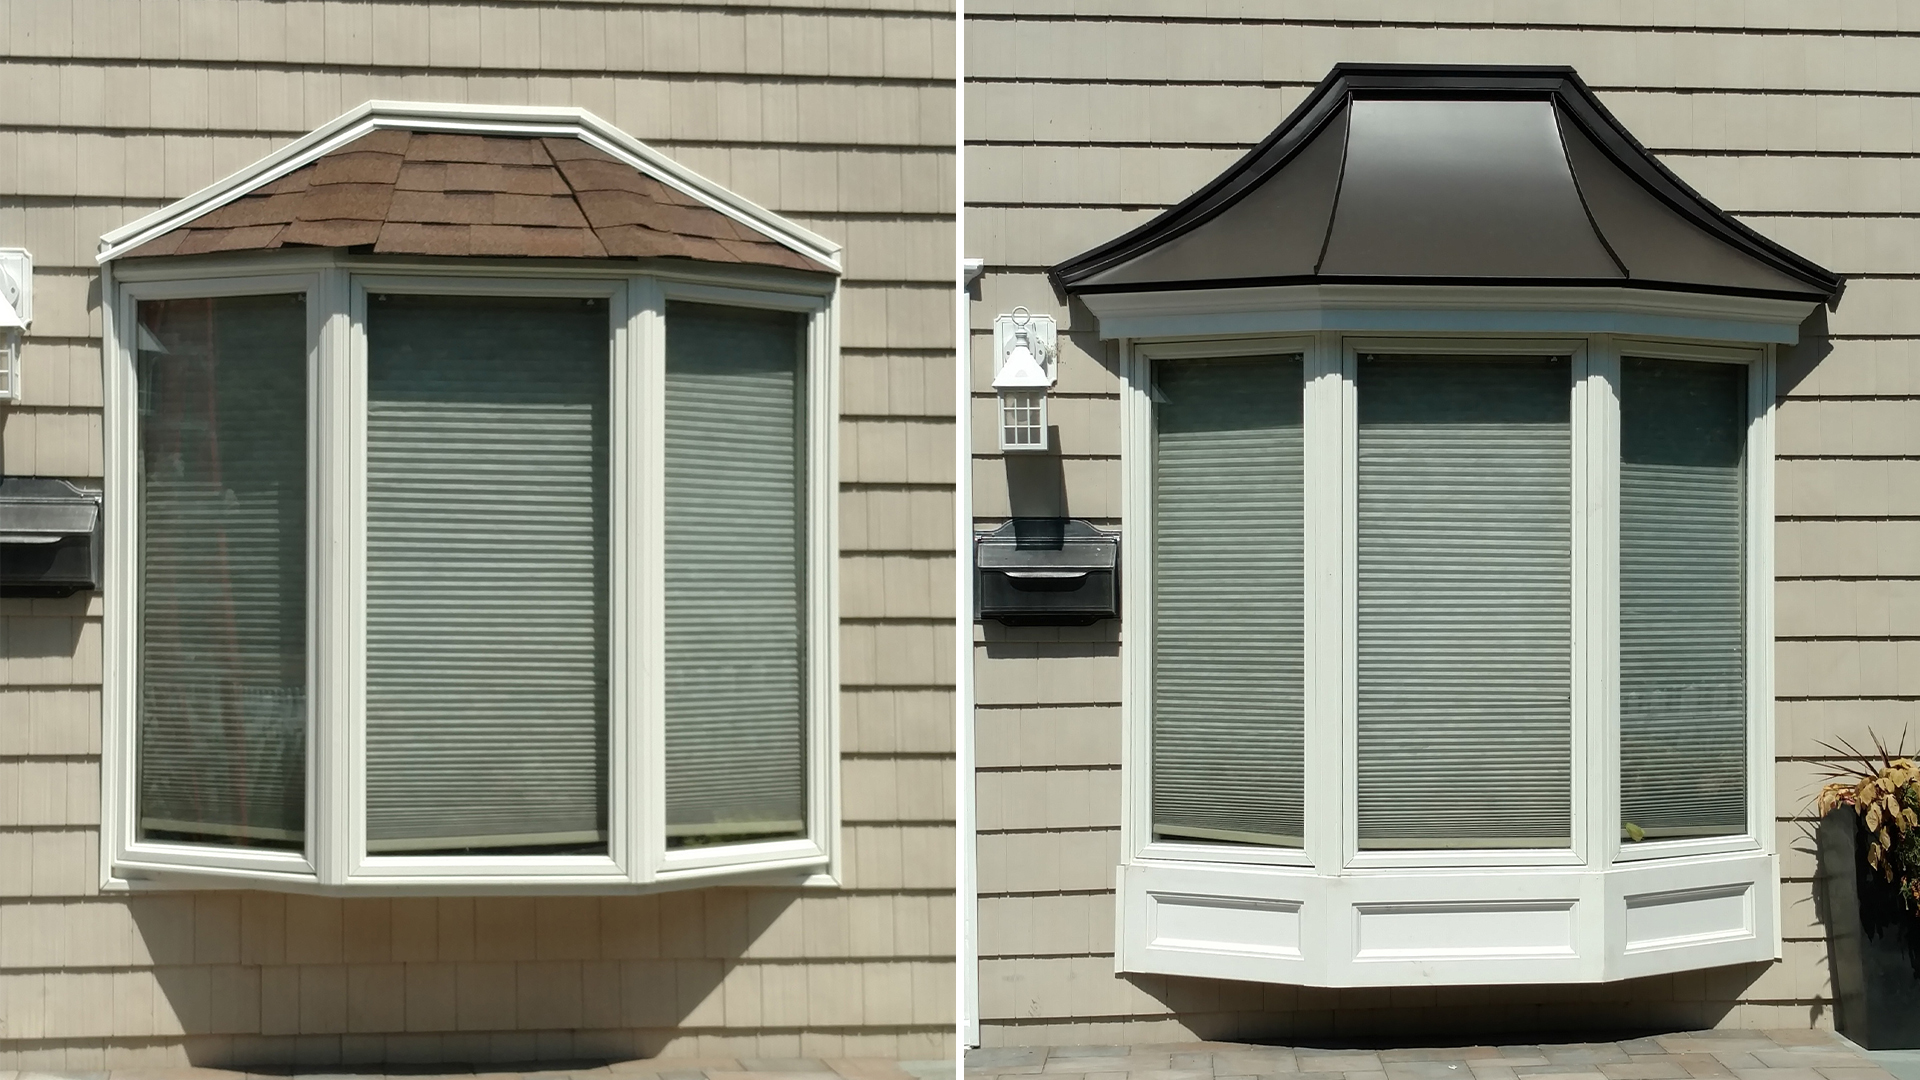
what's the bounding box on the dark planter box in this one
[1820,807,1920,1049]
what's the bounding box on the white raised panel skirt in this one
[1117,852,1776,986]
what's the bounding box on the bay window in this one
[96,104,843,893]
[1051,63,1841,986]
[103,264,836,892]
[1113,331,1775,986]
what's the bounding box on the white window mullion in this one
[1336,338,1360,867]
[1303,330,1345,876]
[606,281,637,882]
[99,261,136,884]
[1583,336,1621,871]
[1749,351,1777,864]
[807,297,843,880]
[1120,338,1152,867]
[1116,337,1147,977]
[333,270,369,886]
[631,276,667,885]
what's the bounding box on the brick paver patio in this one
[0,1056,956,1080]
[965,1031,1900,1080]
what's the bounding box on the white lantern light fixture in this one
[993,307,1057,452]
[0,249,31,404]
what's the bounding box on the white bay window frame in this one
[100,252,840,894]
[1113,306,1781,986]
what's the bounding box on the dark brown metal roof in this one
[123,129,829,272]
[1053,65,1842,304]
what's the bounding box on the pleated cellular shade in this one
[137,294,309,849]
[364,295,611,854]
[1356,356,1573,848]
[663,302,807,846]
[1151,355,1306,847]
[1619,357,1747,840]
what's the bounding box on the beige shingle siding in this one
[968,5,1914,1046]
[0,0,954,1067]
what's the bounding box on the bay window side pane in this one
[1355,355,1573,849]
[1150,355,1305,848]
[136,294,309,850]
[1619,357,1747,842]
[663,302,808,848]
[364,295,611,855]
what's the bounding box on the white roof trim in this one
[96,101,842,273]
[1081,284,1817,344]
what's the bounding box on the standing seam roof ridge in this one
[1528,73,1838,296]
[1058,72,1350,285]
[1310,102,1354,278]
[1554,110,1631,282]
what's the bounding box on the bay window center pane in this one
[1355,355,1572,850]
[365,294,610,856]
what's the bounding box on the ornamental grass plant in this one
[1818,733,1920,915]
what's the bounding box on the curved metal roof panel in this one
[1053,65,1841,304]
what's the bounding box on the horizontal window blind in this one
[364,295,610,855]
[1620,357,1747,841]
[137,294,308,850]
[664,302,807,847]
[1356,355,1572,849]
[1152,355,1305,847]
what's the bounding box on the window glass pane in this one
[1151,355,1305,847]
[137,294,308,850]
[664,301,807,848]
[1356,355,1572,849]
[365,294,610,855]
[1620,357,1747,842]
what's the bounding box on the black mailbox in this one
[975,518,1119,626]
[1,477,102,597]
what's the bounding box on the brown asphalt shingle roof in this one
[124,129,828,272]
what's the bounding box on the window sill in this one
[106,844,834,895]
[1116,848,1775,986]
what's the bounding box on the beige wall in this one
[967,3,1918,1047]
[0,0,955,1068]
